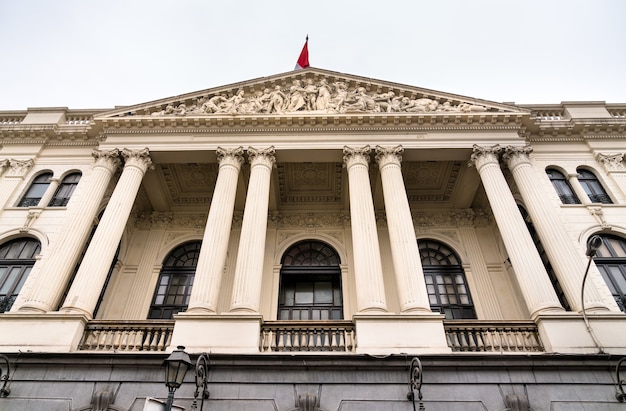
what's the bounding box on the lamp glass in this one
[163,346,192,389]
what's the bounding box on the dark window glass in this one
[279,240,342,320]
[0,238,41,312]
[577,169,612,204]
[546,168,580,204]
[419,239,476,319]
[519,205,570,310]
[48,172,81,207]
[593,235,626,313]
[148,241,200,319]
[18,173,52,207]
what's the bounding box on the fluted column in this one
[375,145,430,313]
[344,146,387,313]
[20,149,121,313]
[188,147,244,313]
[469,145,563,317]
[60,148,152,317]
[0,159,34,209]
[503,146,615,312]
[229,146,275,313]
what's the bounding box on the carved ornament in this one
[146,78,489,117]
[596,152,625,171]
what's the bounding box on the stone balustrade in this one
[444,321,543,352]
[78,320,174,352]
[260,321,356,352]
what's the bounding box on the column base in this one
[169,313,263,354]
[0,312,88,352]
[353,313,451,355]
[534,312,626,354]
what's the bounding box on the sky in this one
[0,0,625,110]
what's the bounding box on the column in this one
[503,145,614,312]
[60,148,152,317]
[20,149,121,313]
[375,145,430,313]
[469,145,563,317]
[0,159,34,209]
[568,173,591,204]
[344,146,387,313]
[229,146,275,313]
[188,146,244,313]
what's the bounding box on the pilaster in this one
[0,159,34,209]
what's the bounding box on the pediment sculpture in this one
[150,78,489,117]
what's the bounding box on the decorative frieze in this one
[145,78,490,117]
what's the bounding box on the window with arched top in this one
[0,238,41,312]
[577,168,612,204]
[278,240,342,320]
[592,234,626,312]
[546,168,580,204]
[49,172,82,207]
[418,239,476,319]
[17,172,52,207]
[148,241,200,319]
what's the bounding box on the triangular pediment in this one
[96,68,527,120]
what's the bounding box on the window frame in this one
[48,172,82,207]
[592,234,626,313]
[0,238,41,312]
[546,168,580,204]
[577,168,612,204]
[17,172,53,207]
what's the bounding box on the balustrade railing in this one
[260,321,355,352]
[78,320,174,352]
[444,321,543,352]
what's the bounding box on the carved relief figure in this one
[149,78,489,116]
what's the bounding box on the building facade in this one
[0,68,625,410]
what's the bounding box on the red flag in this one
[295,36,309,70]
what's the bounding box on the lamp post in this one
[0,354,10,397]
[581,235,604,353]
[162,345,192,411]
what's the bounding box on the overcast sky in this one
[1,0,624,110]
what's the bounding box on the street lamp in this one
[581,235,604,353]
[162,345,192,411]
[0,354,11,397]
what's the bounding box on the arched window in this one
[148,241,200,319]
[278,240,342,320]
[577,168,612,204]
[0,238,41,312]
[17,172,52,207]
[419,239,476,319]
[593,234,626,312]
[546,168,580,204]
[519,205,570,310]
[48,172,82,207]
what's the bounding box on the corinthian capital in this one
[374,145,404,166]
[247,146,276,167]
[6,158,34,177]
[596,152,625,171]
[343,145,371,168]
[468,144,501,170]
[122,148,153,171]
[92,148,121,172]
[216,146,245,167]
[502,145,534,169]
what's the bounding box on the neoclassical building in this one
[0,68,625,410]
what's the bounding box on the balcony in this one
[260,321,356,352]
[78,320,174,352]
[444,320,544,352]
[76,319,543,353]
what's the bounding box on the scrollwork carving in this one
[597,152,625,171]
[6,159,34,177]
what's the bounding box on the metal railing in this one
[444,321,543,352]
[78,320,174,352]
[260,321,356,352]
